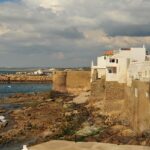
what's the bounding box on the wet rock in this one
[120,129,135,137]
[63,103,72,109]
[12,109,23,115]
[0,109,6,113]
[56,98,63,103]
[65,112,72,117]
[40,130,53,138]
[76,122,100,137]
[45,99,53,102]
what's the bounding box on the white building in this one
[91,55,113,82]
[91,45,149,84]
[34,69,43,75]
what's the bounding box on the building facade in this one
[91,46,149,84]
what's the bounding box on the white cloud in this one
[104,10,133,24]
[0,24,10,35]
[0,0,150,67]
[22,0,71,13]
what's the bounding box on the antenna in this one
[91,61,94,67]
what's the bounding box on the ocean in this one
[0,70,52,98]
[0,83,52,98]
[0,70,17,74]
[0,70,52,150]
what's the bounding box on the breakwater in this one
[0,75,52,83]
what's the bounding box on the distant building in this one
[34,69,43,75]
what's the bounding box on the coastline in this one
[0,91,150,150]
[0,75,52,83]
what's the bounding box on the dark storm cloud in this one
[101,22,150,37]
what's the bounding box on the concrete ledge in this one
[29,140,150,150]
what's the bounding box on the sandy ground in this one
[29,140,150,150]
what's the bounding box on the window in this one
[112,67,117,73]
[109,58,115,63]
[108,67,117,74]
[104,56,106,60]
[108,69,112,73]
[116,59,118,63]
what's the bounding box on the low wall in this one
[125,80,150,134]
[53,71,91,93]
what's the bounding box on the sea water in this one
[0,83,52,98]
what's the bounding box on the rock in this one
[45,99,53,102]
[12,109,23,115]
[0,120,8,129]
[72,110,78,115]
[141,141,147,146]
[65,112,72,117]
[63,103,72,109]
[0,116,6,123]
[56,98,63,103]
[41,130,53,138]
[73,92,90,104]
[120,129,135,137]
[0,109,6,113]
[76,124,100,137]
[111,125,126,131]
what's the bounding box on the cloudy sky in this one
[0,0,150,67]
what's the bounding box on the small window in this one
[113,67,117,73]
[116,59,118,63]
[104,56,106,60]
[108,69,112,73]
[109,58,115,63]
[108,67,117,74]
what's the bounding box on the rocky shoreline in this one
[0,91,150,149]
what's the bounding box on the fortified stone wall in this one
[90,79,125,120]
[90,78,150,134]
[66,71,91,93]
[105,81,125,100]
[53,71,90,93]
[125,80,150,134]
[52,71,67,93]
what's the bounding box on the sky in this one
[0,0,150,67]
